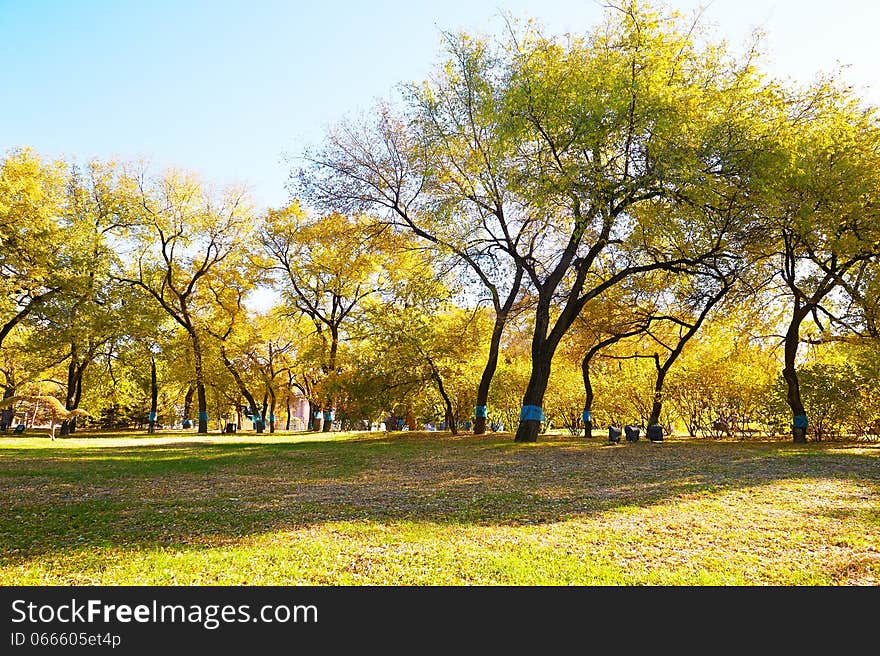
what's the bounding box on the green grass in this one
[1,429,878,585]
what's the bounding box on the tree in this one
[0,327,46,431]
[559,281,656,437]
[762,81,880,441]
[248,313,297,433]
[298,68,527,435]
[262,207,399,432]
[639,266,737,435]
[26,159,137,434]
[665,317,778,438]
[116,168,255,433]
[0,148,66,349]
[499,6,769,441]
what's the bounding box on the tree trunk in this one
[148,356,158,434]
[473,269,523,435]
[783,307,810,443]
[0,384,14,431]
[473,314,506,435]
[60,347,79,437]
[646,282,730,438]
[191,332,208,433]
[514,345,553,443]
[427,356,456,435]
[581,357,594,439]
[183,385,194,427]
[648,354,667,428]
[285,393,291,431]
[268,391,276,434]
[311,401,323,432]
[195,380,208,433]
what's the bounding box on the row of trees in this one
[2,3,879,442]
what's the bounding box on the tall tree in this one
[28,159,136,434]
[763,81,880,441]
[262,208,396,432]
[116,168,255,433]
[303,5,771,441]
[205,277,269,433]
[299,91,526,435]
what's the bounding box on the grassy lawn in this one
[0,430,878,585]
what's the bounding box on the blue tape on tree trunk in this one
[148,411,157,421]
[793,414,808,428]
[268,414,275,422]
[198,411,209,422]
[474,405,488,418]
[519,405,545,421]
[314,411,322,419]
[324,411,334,421]
[582,410,591,423]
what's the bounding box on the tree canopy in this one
[1,1,878,443]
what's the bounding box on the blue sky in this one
[2,0,878,210]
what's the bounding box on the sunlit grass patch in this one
[0,431,877,585]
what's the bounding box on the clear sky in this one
[2,0,878,210]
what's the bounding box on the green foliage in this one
[3,2,880,441]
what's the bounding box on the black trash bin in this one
[648,424,663,442]
[608,425,621,444]
[14,424,25,434]
[624,425,640,442]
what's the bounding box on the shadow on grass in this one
[0,433,877,562]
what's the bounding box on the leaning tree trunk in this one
[473,269,523,435]
[473,315,505,435]
[647,280,730,440]
[783,307,810,443]
[514,345,553,443]
[220,348,262,433]
[647,357,668,429]
[148,357,158,433]
[515,294,566,443]
[427,356,457,436]
[60,349,79,436]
